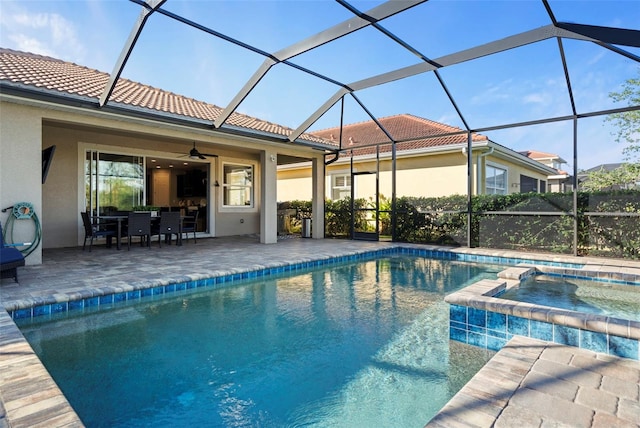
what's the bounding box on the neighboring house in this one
[278,114,559,201]
[577,163,640,190]
[519,150,572,192]
[0,48,331,264]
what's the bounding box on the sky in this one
[1,0,639,170]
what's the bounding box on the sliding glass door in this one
[85,151,144,215]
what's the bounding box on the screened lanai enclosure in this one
[77,1,640,258]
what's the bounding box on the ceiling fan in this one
[183,142,218,160]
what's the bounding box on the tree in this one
[580,164,640,192]
[584,71,640,190]
[605,70,640,163]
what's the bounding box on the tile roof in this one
[0,48,327,145]
[519,150,560,160]
[313,114,488,156]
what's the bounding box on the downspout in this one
[462,146,494,194]
[476,147,494,194]
[325,150,340,165]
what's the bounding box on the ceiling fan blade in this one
[189,147,206,159]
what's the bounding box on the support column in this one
[0,104,43,264]
[260,150,278,244]
[311,155,325,239]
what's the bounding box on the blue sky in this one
[1,0,639,170]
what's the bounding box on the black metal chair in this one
[127,212,151,250]
[181,210,199,243]
[81,211,116,252]
[152,211,180,247]
[1,223,25,282]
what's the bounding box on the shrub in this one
[281,190,640,259]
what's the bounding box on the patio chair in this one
[152,211,180,247]
[81,211,117,252]
[181,210,199,243]
[127,212,152,250]
[0,223,25,282]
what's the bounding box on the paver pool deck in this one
[1,236,639,427]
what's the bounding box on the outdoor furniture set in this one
[82,210,198,251]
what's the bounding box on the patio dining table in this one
[92,214,188,250]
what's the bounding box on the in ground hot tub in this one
[445,264,640,360]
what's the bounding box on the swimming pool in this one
[17,256,499,427]
[498,274,640,321]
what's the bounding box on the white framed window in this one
[222,162,254,207]
[485,164,507,195]
[331,173,351,200]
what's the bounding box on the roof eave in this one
[0,82,336,152]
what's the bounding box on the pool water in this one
[18,256,499,428]
[499,275,640,321]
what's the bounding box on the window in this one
[485,165,506,195]
[331,173,351,200]
[222,163,253,207]
[85,150,144,214]
[520,175,538,193]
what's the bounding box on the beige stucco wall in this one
[277,152,473,201]
[277,149,555,202]
[276,167,313,202]
[0,103,43,264]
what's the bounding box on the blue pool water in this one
[18,256,499,427]
[498,274,640,321]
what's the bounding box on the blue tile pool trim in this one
[7,246,587,322]
[536,270,640,287]
[449,304,639,360]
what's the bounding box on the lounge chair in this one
[1,223,25,282]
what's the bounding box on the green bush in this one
[281,190,640,259]
[325,197,369,238]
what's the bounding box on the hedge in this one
[284,190,640,259]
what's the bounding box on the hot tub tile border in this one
[447,262,640,361]
[448,303,639,360]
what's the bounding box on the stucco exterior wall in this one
[277,152,473,201]
[277,149,555,202]
[276,167,313,202]
[0,103,43,264]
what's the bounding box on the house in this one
[519,150,572,192]
[278,114,560,201]
[0,48,331,264]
